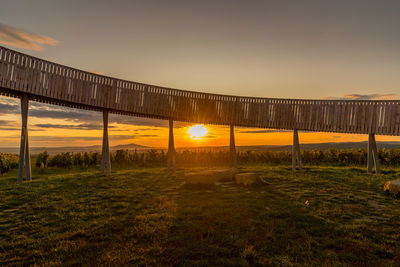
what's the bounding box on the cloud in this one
[109,114,168,127]
[0,128,44,131]
[326,94,400,100]
[34,123,116,130]
[0,101,19,113]
[0,23,59,51]
[132,128,162,132]
[30,107,101,122]
[239,129,290,134]
[0,120,13,126]
[27,135,135,142]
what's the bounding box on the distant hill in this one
[1,141,400,155]
[176,141,400,152]
[0,143,149,155]
[238,141,400,151]
[109,143,149,150]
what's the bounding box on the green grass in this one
[0,165,399,266]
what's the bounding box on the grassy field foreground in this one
[0,165,399,266]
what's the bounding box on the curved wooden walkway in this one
[0,45,398,179]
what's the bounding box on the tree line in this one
[1,148,399,175]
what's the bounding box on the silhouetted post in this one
[367,134,373,173]
[167,119,176,171]
[368,133,380,174]
[230,125,237,168]
[101,110,111,175]
[371,134,381,174]
[292,129,302,171]
[292,130,296,171]
[18,95,31,181]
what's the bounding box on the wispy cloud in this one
[239,129,290,134]
[326,94,400,100]
[27,135,135,142]
[0,120,14,126]
[0,23,59,51]
[34,123,116,130]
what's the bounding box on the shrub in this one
[0,153,19,174]
[49,152,73,168]
[36,151,49,168]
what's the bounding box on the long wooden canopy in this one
[1,45,399,136]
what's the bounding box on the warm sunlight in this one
[187,124,208,139]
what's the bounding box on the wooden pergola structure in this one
[1,46,399,180]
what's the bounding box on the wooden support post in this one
[292,129,302,171]
[371,134,381,174]
[167,119,176,171]
[367,134,373,173]
[295,129,302,171]
[17,95,31,181]
[368,133,380,174]
[292,130,297,171]
[100,110,111,175]
[230,124,237,168]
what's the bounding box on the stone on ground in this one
[185,169,236,185]
[384,179,400,195]
[235,173,258,186]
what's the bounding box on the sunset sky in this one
[1,0,400,148]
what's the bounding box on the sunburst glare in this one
[188,124,208,139]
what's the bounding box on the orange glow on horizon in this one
[0,110,399,148]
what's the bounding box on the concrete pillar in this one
[167,119,176,171]
[17,95,31,181]
[100,110,111,175]
[292,129,302,171]
[230,124,237,168]
[367,133,380,174]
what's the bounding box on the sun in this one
[188,124,208,139]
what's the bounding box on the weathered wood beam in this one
[167,119,176,171]
[230,125,237,168]
[100,110,111,175]
[371,134,381,174]
[17,95,31,181]
[368,133,381,174]
[367,134,373,173]
[292,129,302,171]
[25,129,31,180]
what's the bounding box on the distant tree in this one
[91,152,100,166]
[115,149,129,164]
[72,153,83,167]
[36,151,49,168]
[83,152,91,167]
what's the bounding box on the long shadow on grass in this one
[159,177,339,266]
[1,167,399,265]
[159,167,400,266]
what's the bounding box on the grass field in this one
[0,165,399,266]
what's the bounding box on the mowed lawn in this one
[0,165,399,266]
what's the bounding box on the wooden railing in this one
[1,45,399,136]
